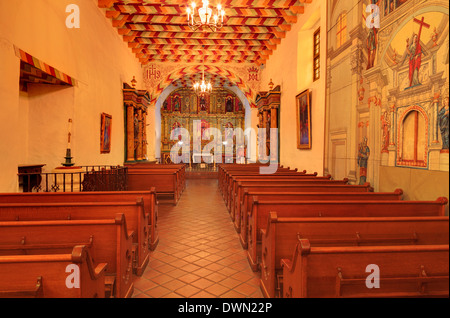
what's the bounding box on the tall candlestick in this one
[68,119,72,148]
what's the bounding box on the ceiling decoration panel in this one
[99,0,313,66]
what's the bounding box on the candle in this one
[68,119,72,148]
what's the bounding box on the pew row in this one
[234,188,403,233]
[0,199,150,276]
[128,171,180,205]
[220,168,306,195]
[227,177,348,214]
[0,190,159,251]
[245,197,449,271]
[0,245,107,298]
[259,212,449,298]
[125,163,186,194]
[0,213,135,298]
[281,240,449,298]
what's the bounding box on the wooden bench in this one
[281,240,449,298]
[128,170,180,205]
[0,199,150,276]
[126,163,186,194]
[245,197,449,271]
[0,213,135,298]
[260,212,449,298]
[218,164,286,191]
[0,245,107,298]
[235,188,403,233]
[220,168,303,195]
[222,170,316,202]
[228,177,349,217]
[0,190,159,251]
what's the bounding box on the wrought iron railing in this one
[18,166,128,193]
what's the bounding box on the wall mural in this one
[325,0,449,189]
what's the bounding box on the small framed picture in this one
[296,90,312,149]
[100,113,112,154]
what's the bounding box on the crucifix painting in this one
[402,16,430,89]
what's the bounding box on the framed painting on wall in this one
[296,89,312,149]
[100,113,112,154]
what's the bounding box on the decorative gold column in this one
[126,104,135,162]
[137,108,143,161]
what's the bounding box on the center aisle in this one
[132,178,263,298]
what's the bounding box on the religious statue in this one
[381,111,391,152]
[134,113,139,140]
[200,94,207,112]
[366,27,377,70]
[403,17,430,88]
[173,96,180,112]
[226,97,233,113]
[438,96,449,151]
[357,137,370,185]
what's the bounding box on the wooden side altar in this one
[256,85,281,161]
[123,83,151,163]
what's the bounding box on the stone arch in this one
[149,65,257,108]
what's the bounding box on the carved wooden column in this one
[256,85,281,162]
[137,108,143,160]
[123,83,150,163]
[126,103,135,162]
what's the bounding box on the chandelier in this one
[186,0,225,32]
[193,64,212,93]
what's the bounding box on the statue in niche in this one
[199,94,207,112]
[381,111,391,152]
[357,137,370,185]
[226,96,233,113]
[134,113,139,140]
[438,96,449,151]
[366,27,377,70]
[173,96,181,112]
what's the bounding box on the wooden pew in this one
[0,190,159,251]
[222,170,315,202]
[220,168,303,194]
[245,197,449,271]
[217,164,286,191]
[0,213,135,298]
[281,240,449,298]
[0,245,107,298]
[235,188,403,233]
[128,170,180,205]
[228,177,349,216]
[126,163,186,194]
[260,212,449,298]
[0,199,150,276]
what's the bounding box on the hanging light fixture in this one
[193,56,213,93]
[186,0,225,32]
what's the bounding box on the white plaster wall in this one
[260,2,327,175]
[0,0,143,191]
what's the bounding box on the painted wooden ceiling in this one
[98,0,313,66]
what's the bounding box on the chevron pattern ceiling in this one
[98,0,313,66]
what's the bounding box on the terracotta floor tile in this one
[191,290,217,298]
[204,283,229,297]
[218,277,242,289]
[151,274,174,285]
[145,286,172,298]
[133,179,263,299]
[175,285,201,298]
[190,278,215,290]
[178,273,201,284]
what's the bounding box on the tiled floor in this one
[132,178,263,298]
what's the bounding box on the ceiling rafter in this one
[98,0,313,66]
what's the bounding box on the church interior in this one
[0,0,449,300]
